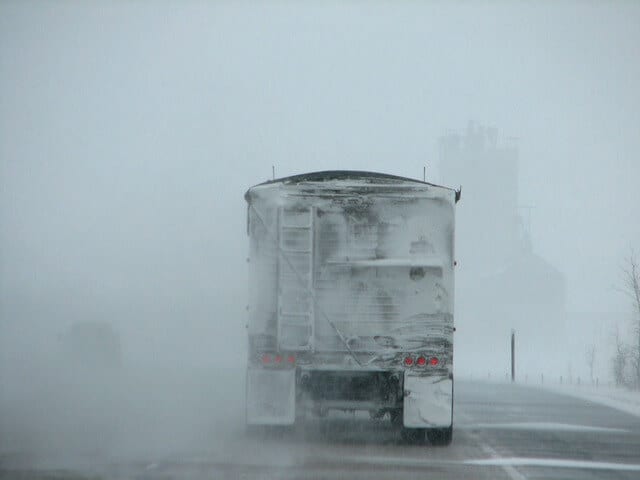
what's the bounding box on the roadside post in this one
[511,329,515,383]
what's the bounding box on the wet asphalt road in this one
[3,380,640,480]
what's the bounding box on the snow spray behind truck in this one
[244,171,460,444]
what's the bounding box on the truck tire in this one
[427,426,453,446]
[400,427,426,444]
[369,409,385,420]
[390,409,403,427]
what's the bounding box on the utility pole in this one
[511,329,516,382]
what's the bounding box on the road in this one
[3,380,640,479]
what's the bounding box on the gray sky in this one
[1,1,639,366]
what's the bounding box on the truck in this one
[244,170,459,444]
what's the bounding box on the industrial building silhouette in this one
[439,122,566,377]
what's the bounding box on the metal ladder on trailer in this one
[277,207,315,351]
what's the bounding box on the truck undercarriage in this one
[246,360,453,444]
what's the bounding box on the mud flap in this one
[403,374,452,428]
[246,368,296,425]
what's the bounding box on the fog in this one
[1,0,639,470]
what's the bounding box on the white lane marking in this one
[148,451,640,475]
[460,422,629,434]
[308,451,527,480]
[474,436,528,480]
[465,457,640,472]
[313,455,449,468]
[458,410,528,479]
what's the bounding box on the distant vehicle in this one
[244,171,459,444]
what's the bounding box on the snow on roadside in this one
[537,382,640,419]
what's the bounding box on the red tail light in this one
[262,354,271,364]
[430,357,439,366]
[287,355,296,364]
[416,356,426,366]
[274,355,283,364]
[404,356,414,366]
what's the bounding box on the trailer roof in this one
[246,170,461,202]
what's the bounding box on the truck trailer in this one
[244,171,459,444]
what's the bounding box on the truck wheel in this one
[400,427,426,444]
[427,426,453,446]
[390,409,403,427]
[369,409,385,420]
